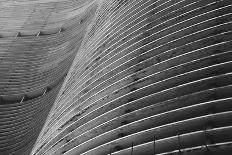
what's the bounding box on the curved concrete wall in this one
[0,83,62,155]
[0,0,98,154]
[0,0,95,37]
[31,0,232,155]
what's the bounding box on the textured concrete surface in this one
[31,0,232,155]
[0,0,98,154]
[1,0,232,155]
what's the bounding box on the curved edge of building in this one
[32,0,232,155]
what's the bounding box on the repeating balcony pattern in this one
[31,0,232,155]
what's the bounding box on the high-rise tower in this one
[1,0,232,155]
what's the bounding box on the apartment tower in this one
[0,0,232,155]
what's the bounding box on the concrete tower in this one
[1,0,232,155]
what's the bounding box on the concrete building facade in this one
[0,0,232,154]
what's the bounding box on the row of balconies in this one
[32,0,232,155]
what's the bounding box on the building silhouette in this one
[0,0,232,155]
